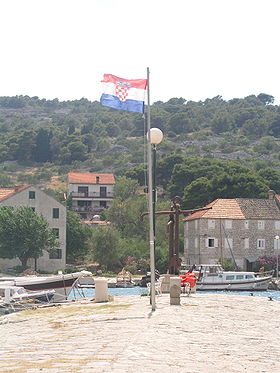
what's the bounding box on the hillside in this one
[0,93,280,197]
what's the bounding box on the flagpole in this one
[146,67,156,311]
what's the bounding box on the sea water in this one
[69,286,280,301]
[69,286,147,300]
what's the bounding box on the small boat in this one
[184,264,272,291]
[0,271,92,302]
[116,269,135,288]
[0,283,55,303]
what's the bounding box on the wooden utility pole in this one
[142,196,211,275]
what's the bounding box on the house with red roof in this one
[68,172,115,219]
[183,191,280,270]
[0,186,66,273]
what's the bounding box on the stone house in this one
[0,185,66,273]
[183,194,280,270]
[68,172,115,220]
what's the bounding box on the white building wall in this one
[0,186,66,273]
[68,183,114,196]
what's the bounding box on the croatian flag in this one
[100,74,147,114]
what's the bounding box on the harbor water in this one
[69,286,280,301]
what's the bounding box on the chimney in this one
[96,176,100,184]
[14,185,19,192]
[268,190,275,200]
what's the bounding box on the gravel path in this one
[0,293,280,373]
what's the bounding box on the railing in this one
[255,269,274,277]
[71,192,114,198]
[70,206,105,213]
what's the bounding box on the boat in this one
[0,283,55,303]
[116,269,135,288]
[0,270,92,302]
[182,264,272,291]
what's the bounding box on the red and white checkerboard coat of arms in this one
[115,81,131,102]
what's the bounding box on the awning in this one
[245,257,258,263]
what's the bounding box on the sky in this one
[1,0,280,104]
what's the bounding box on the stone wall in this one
[184,217,280,269]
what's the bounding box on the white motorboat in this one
[190,264,272,291]
[0,283,55,303]
[0,271,92,302]
[116,269,135,288]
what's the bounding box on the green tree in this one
[114,176,139,201]
[66,211,93,262]
[88,226,121,271]
[105,196,147,239]
[182,172,268,209]
[168,113,193,134]
[257,167,280,193]
[0,206,58,269]
[211,112,233,134]
[32,128,52,162]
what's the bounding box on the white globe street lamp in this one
[149,127,164,145]
[146,127,164,311]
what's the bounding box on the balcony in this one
[70,206,105,213]
[71,192,114,199]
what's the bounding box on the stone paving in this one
[0,293,280,372]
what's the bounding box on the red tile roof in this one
[184,199,245,221]
[68,173,115,185]
[185,198,280,221]
[0,186,30,202]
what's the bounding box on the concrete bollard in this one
[4,288,11,304]
[170,277,181,305]
[161,274,172,293]
[94,278,108,302]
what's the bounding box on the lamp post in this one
[146,127,163,311]
[149,128,163,237]
[275,235,279,281]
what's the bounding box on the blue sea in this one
[69,286,280,301]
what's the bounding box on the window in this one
[100,201,107,208]
[77,200,91,207]
[245,274,254,279]
[275,221,280,230]
[257,239,265,249]
[195,220,198,230]
[274,238,280,250]
[244,238,249,249]
[29,191,35,199]
[206,238,217,248]
[236,275,244,280]
[208,219,215,229]
[258,220,264,230]
[194,237,198,248]
[53,208,59,219]
[52,228,59,238]
[226,275,234,280]
[244,220,249,229]
[100,186,107,197]
[49,249,62,259]
[225,220,232,229]
[78,186,88,195]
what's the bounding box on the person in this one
[189,264,196,273]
